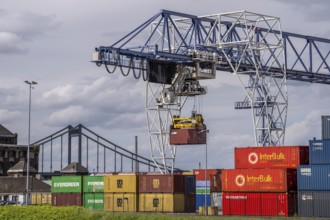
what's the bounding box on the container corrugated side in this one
[139,174,184,193]
[104,193,138,212]
[234,146,309,169]
[222,192,296,216]
[139,193,185,213]
[196,180,210,187]
[83,176,104,193]
[211,193,222,211]
[222,169,297,192]
[298,165,330,190]
[51,193,82,206]
[196,187,210,194]
[104,174,138,193]
[184,194,196,213]
[322,115,330,140]
[51,176,82,193]
[169,128,206,145]
[83,193,104,210]
[184,175,196,194]
[210,174,222,192]
[193,169,221,181]
[298,191,330,217]
[195,194,211,211]
[30,193,51,205]
[309,139,330,164]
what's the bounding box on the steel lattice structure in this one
[92,9,330,173]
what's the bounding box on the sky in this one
[0,0,330,172]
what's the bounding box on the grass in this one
[0,205,301,220]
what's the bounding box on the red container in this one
[169,128,206,145]
[222,192,297,216]
[52,193,82,206]
[210,173,222,193]
[222,169,297,192]
[139,174,184,193]
[235,146,309,169]
[193,169,221,181]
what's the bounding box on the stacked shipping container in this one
[210,172,222,213]
[83,176,104,210]
[104,174,139,212]
[193,169,220,213]
[51,176,83,206]
[50,173,196,213]
[298,139,330,217]
[222,146,308,217]
[138,174,195,213]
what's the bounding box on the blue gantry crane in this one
[92,9,330,173]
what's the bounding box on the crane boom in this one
[92,9,330,173]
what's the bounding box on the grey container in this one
[309,139,330,164]
[298,165,330,190]
[298,191,330,217]
[322,115,330,140]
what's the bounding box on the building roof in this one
[0,124,15,137]
[7,161,37,174]
[61,162,88,174]
[0,176,51,194]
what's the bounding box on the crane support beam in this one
[92,9,330,84]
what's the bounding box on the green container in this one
[84,193,104,210]
[52,176,82,193]
[83,176,104,193]
[196,188,210,194]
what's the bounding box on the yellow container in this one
[104,193,138,212]
[208,206,218,216]
[182,171,193,175]
[139,193,185,213]
[104,174,138,193]
[30,193,52,205]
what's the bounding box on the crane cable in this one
[104,55,148,81]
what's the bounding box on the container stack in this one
[103,173,139,212]
[51,176,83,206]
[222,146,309,217]
[83,176,104,210]
[193,169,221,213]
[210,171,222,213]
[139,174,195,213]
[298,139,330,218]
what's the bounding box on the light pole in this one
[200,129,209,215]
[205,129,209,215]
[24,80,37,205]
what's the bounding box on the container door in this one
[246,193,260,216]
[123,198,128,212]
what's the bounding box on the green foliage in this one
[0,206,287,220]
[0,205,87,220]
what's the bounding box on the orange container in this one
[222,169,297,192]
[234,146,309,169]
[169,128,206,145]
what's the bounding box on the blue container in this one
[195,194,211,211]
[184,175,196,194]
[309,139,330,164]
[196,180,210,187]
[298,165,330,190]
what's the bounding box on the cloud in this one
[0,109,22,124]
[285,110,322,144]
[0,9,60,55]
